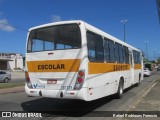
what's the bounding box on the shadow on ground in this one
[21,84,138,117]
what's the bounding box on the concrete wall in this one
[7,58,23,70]
[0,53,23,70]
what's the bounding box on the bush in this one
[13,67,22,70]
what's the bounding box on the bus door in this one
[129,49,134,85]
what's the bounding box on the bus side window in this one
[115,43,120,63]
[87,32,96,62]
[119,44,124,63]
[104,38,110,62]
[108,40,115,62]
[137,52,141,64]
[134,51,141,64]
[87,31,104,62]
[95,35,104,62]
[123,46,126,63]
[129,50,133,67]
[124,46,129,64]
[133,51,136,63]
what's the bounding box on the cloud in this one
[51,15,62,22]
[0,19,15,32]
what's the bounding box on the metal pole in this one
[154,49,157,61]
[121,19,128,42]
[124,23,126,42]
[144,41,148,60]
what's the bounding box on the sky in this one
[0,0,159,60]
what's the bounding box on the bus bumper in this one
[25,85,88,101]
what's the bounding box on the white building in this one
[0,53,23,70]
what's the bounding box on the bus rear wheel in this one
[115,79,124,99]
[136,74,141,87]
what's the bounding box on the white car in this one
[0,71,11,83]
[143,68,151,77]
[155,66,159,69]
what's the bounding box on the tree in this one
[156,57,160,64]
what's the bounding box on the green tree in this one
[156,57,160,64]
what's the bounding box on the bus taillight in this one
[25,71,30,82]
[25,71,32,88]
[77,77,83,83]
[78,71,84,77]
[74,70,85,90]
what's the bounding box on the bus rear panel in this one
[25,22,89,101]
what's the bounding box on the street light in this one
[121,19,128,42]
[154,49,157,61]
[144,41,148,60]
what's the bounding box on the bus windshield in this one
[27,24,81,53]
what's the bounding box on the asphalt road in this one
[0,71,160,120]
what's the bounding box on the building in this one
[0,53,23,70]
[157,0,160,22]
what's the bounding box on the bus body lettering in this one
[38,64,65,70]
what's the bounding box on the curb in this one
[116,75,160,120]
[125,75,160,111]
[0,86,24,95]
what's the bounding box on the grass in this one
[0,81,24,89]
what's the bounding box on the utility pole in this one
[144,41,148,60]
[121,19,128,42]
[154,49,157,61]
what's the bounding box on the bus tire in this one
[115,79,124,99]
[136,74,141,87]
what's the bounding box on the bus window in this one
[32,39,44,52]
[123,46,126,63]
[95,35,104,62]
[119,44,124,63]
[104,38,110,62]
[124,46,129,64]
[87,31,104,62]
[87,32,96,61]
[45,41,54,51]
[108,40,115,62]
[133,51,141,64]
[115,43,120,63]
[27,24,81,52]
[137,52,141,64]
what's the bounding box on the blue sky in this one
[0,0,159,60]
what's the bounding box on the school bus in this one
[25,20,143,101]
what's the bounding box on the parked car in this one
[143,68,151,77]
[157,66,160,71]
[155,65,159,69]
[0,71,11,83]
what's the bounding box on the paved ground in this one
[0,86,24,95]
[134,80,160,111]
[122,79,160,120]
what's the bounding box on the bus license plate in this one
[47,80,57,84]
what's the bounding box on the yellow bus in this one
[25,20,143,101]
